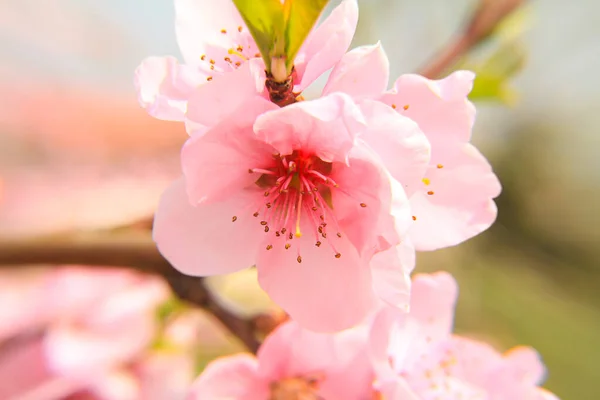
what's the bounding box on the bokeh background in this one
[1,0,598,399]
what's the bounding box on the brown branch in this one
[419,0,525,78]
[0,236,260,353]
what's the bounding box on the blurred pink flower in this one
[154,93,429,332]
[322,43,502,251]
[188,319,374,400]
[0,267,178,400]
[370,272,558,400]
[135,0,358,124]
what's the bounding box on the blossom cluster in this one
[133,0,557,399]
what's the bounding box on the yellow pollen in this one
[227,48,248,61]
[403,104,410,110]
[437,164,444,169]
[422,178,431,185]
[231,216,237,222]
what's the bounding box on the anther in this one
[427,191,434,195]
[232,216,238,222]
[238,26,243,32]
[275,231,281,237]
[253,212,259,217]
[254,52,260,58]
[264,191,270,197]
[281,228,287,234]
[210,65,215,70]
[285,243,291,250]
[297,256,302,263]
[391,104,397,109]
[412,216,417,221]
[335,253,341,259]
[288,233,293,240]
[322,233,327,238]
[200,54,206,61]
[437,164,444,169]
[266,244,273,250]
[206,76,213,81]
[237,45,243,52]
[260,221,268,226]
[209,59,215,64]
[235,61,241,67]
[360,203,367,208]
[224,56,232,63]
[311,206,318,211]
[337,232,342,238]
[403,105,410,110]
[319,215,324,221]
[220,29,227,34]
[315,241,322,247]
[318,226,323,234]
[264,226,270,232]
[266,203,272,208]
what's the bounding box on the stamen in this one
[238,26,243,32]
[427,191,435,195]
[266,244,273,250]
[227,48,248,61]
[437,164,444,169]
[360,203,367,208]
[335,253,341,258]
[285,243,291,250]
[403,104,410,110]
[297,256,302,263]
[253,212,259,217]
[231,216,237,222]
[295,191,303,238]
[249,168,277,175]
[220,29,227,34]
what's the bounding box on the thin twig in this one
[0,236,260,353]
[419,0,525,78]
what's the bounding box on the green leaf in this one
[232,0,286,70]
[283,0,329,72]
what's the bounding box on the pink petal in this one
[358,99,431,192]
[153,178,264,276]
[294,0,359,91]
[136,353,195,400]
[174,0,246,65]
[256,321,337,381]
[409,271,458,340]
[185,60,267,133]
[379,70,476,145]
[408,142,501,250]
[189,354,268,400]
[134,56,206,121]
[182,96,278,204]
[254,92,365,164]
[323,43,390,99]
[503,346,547,385]
[257,232,375,332]
[331,144,401,258]
[370,241,415,311]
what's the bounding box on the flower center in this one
[269,376,322,400]
[199,25,261,81]
[242,151,367,262]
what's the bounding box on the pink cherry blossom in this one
[153,93,431,332]
[135,0,359,123]
[323,43,502,251]
[0,267,173,400]
[370,272,558,400]
[188,320,375,400]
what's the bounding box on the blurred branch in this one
[0,236,260,353]
[419,0,525,78]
